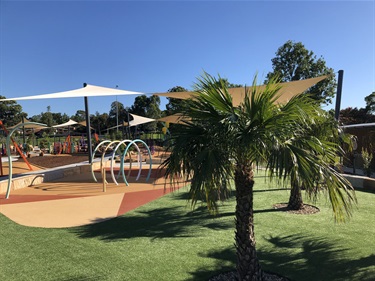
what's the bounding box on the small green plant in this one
[362,147,373,177]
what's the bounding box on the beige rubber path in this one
[0,163,185,228]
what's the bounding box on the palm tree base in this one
[208,270,290,281]
[274,203,320,215]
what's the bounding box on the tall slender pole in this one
[335,70,344,120]
[22,115,26,145]
[83,83,93,164]
[116,89,118,132]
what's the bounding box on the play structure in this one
[0,120,39,177]
[3,121,48,199]
[91,139,152,190]
[1,116,157,198]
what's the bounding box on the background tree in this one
[165,86,189,116]
[0,95,24,126]
[365,92,375,114]
[339,107,375,125]
[265,40,336,104]
[217,78,243,88]
[129,95,161,132]
[91,112,109,135]
[71,110,86,123]
[108,100,128,131]
[52,113,69,125]
[129,95,148,116]
[143,95,162,132]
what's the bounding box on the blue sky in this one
[0,0,374,118]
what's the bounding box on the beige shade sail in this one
[154,75,328,106]
[158,113,190,124]
[7,119,47,130]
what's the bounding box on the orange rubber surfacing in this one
[0,169,186,228]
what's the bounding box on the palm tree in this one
[269,111,351,211]
[162,73,355,280]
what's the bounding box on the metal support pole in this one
[127,111,130,139]
[83,83,93,164]
[335,70,344,120]
[22,116,26,145]
[102,166,107,192]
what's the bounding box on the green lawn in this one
[1,172,374,281]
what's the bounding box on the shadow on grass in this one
[72,203,234,241]
[258,234,375,281]
[187,233,375,281]
[187,247,236,281]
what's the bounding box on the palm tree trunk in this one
[234,163,263,281]
[288,181,304,210]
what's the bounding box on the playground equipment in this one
[4,122,48,199]
[91,139,152,188]
[0,120,34,171]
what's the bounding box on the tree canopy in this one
[165,86,189,116]
[0,95,25,126]
[365,92,375,114]
[265,40,336,104]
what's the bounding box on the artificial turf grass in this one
[0,174,374,281]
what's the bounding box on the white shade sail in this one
[52,119,78,128]
[129,114,155,127]
[0,84,145,101]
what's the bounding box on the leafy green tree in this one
[91,112,109,135]
[130,95,148,116]
[165,86,189,116]
[108,100,128,130]
[71,110,86,122]
[365,92,375,113]
[266,40,336,104]
[52,113,69,125]
[129,95,161,132]
[144,95,161,132]
[339,107,375,125]
[217,78,243,88]
[0,95,25,126]
[163,73,355,280]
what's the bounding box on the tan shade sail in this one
[158,113,190,124]
[154,75,328,106]
[0,84,144,101]
[7,119,47,130]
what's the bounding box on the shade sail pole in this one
[83,83,93,164]
[335,70,344,120]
